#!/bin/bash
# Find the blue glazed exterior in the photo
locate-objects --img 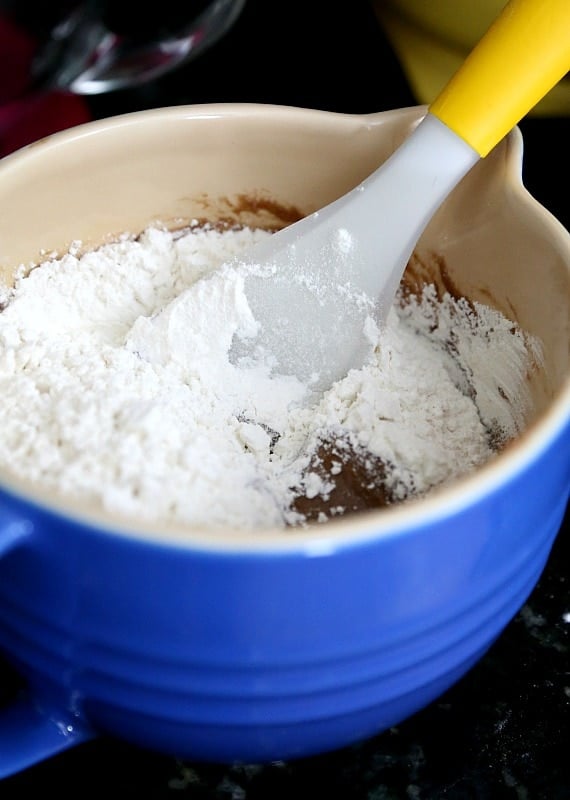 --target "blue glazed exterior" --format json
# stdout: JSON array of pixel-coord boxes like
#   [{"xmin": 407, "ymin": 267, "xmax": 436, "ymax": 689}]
[{"xmin": 0, "ymin": 412, "xmax": 568, "ymax": 766}]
